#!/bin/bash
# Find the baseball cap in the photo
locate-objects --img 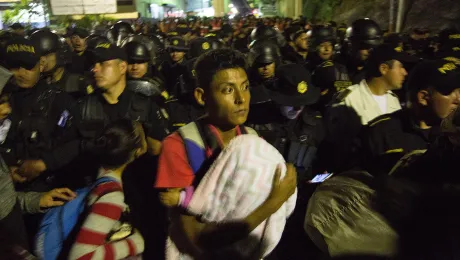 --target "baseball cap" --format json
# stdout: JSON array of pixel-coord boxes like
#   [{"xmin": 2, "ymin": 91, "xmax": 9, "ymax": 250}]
[
  {"xmin": 366, "ymin": 44, "xmax": 419, "ymax": 77},
  {"xmin": 3, "ymin": 38, "xmax": 40, "ymax": 70},
  {"xmin": 407, "ymin": 59, "xmax": 460, "ymax": 96},
  {"xmin": 71, "ymin": 28, "xmax": 89, "ymax": 38},
  {"xmin": 266, "ymin": 63, "xmax": 320, "ymax": 106},
  {"xmin": 89, "ymin": 42, "xmax": 127, "ymax": 64}
]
